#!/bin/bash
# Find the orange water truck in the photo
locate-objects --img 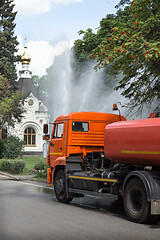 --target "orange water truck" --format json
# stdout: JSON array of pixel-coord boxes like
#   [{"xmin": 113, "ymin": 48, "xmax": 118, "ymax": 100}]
[{"xmin": 43, "ymin": 106, "xmax": 160, "ymax": 223}]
